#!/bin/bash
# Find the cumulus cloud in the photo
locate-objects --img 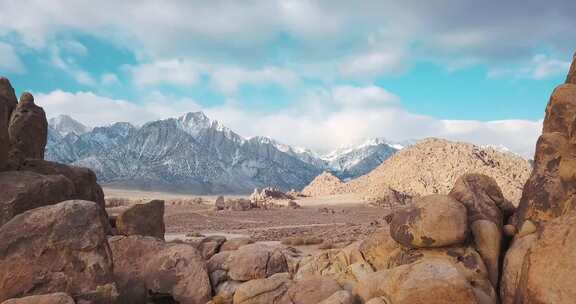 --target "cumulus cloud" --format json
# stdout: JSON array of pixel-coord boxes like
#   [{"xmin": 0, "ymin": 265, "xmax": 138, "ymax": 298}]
[
  {"xmin": 0, "ymin": 42, "xmax": 26, "ymax": 73},
  {"xmin": 127, "ymin": 59, "xmax": 202, "ymax": 87},
  {"xmin": 36, "ymin": 86, "xmax": 541, "ymax": 158},
  {"xmin": 211, "ymin": 66, "xmax": 299, "ymax": 95},
  {"xmin": 488, "ymin": 54, "xmax": 571, "ymax": 80}
]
